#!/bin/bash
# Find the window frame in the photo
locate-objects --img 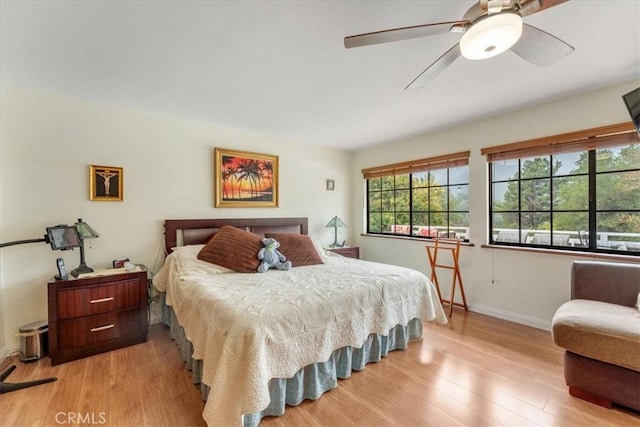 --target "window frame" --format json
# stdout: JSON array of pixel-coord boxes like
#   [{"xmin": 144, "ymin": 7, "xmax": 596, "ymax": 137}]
[
  {"xmin": 483, "ymin": 122, "xmax": 640, "ymax": 256},
  {"xmin": 363, "ymin": 152, "xmax": 470, "ymax": 241}
]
